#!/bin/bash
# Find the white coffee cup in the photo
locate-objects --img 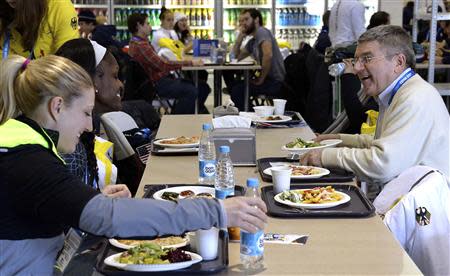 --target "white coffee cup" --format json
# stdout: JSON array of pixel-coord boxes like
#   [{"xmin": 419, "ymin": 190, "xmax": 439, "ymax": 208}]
[
  {"xmin": 273, "ymin": 99, "xmax": 287, "ymax": 115},
  {"xmin": 195, "ymin": 227, "xmax": 219, "ymax": 260},
  {"xmin": 271, "ymin": 166, "xmax": 292, "ymax": 194}
]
